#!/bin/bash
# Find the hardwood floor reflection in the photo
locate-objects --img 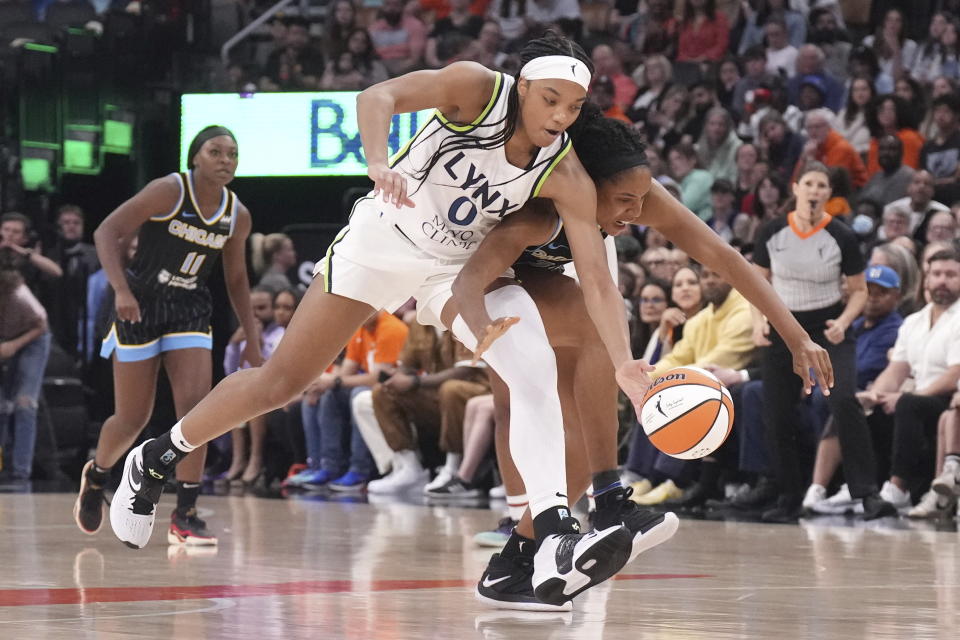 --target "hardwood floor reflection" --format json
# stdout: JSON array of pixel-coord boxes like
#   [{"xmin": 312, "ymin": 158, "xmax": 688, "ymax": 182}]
[{"xmin": 0, "ymin": 493, "xmax": 957, "ymax": 639}]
